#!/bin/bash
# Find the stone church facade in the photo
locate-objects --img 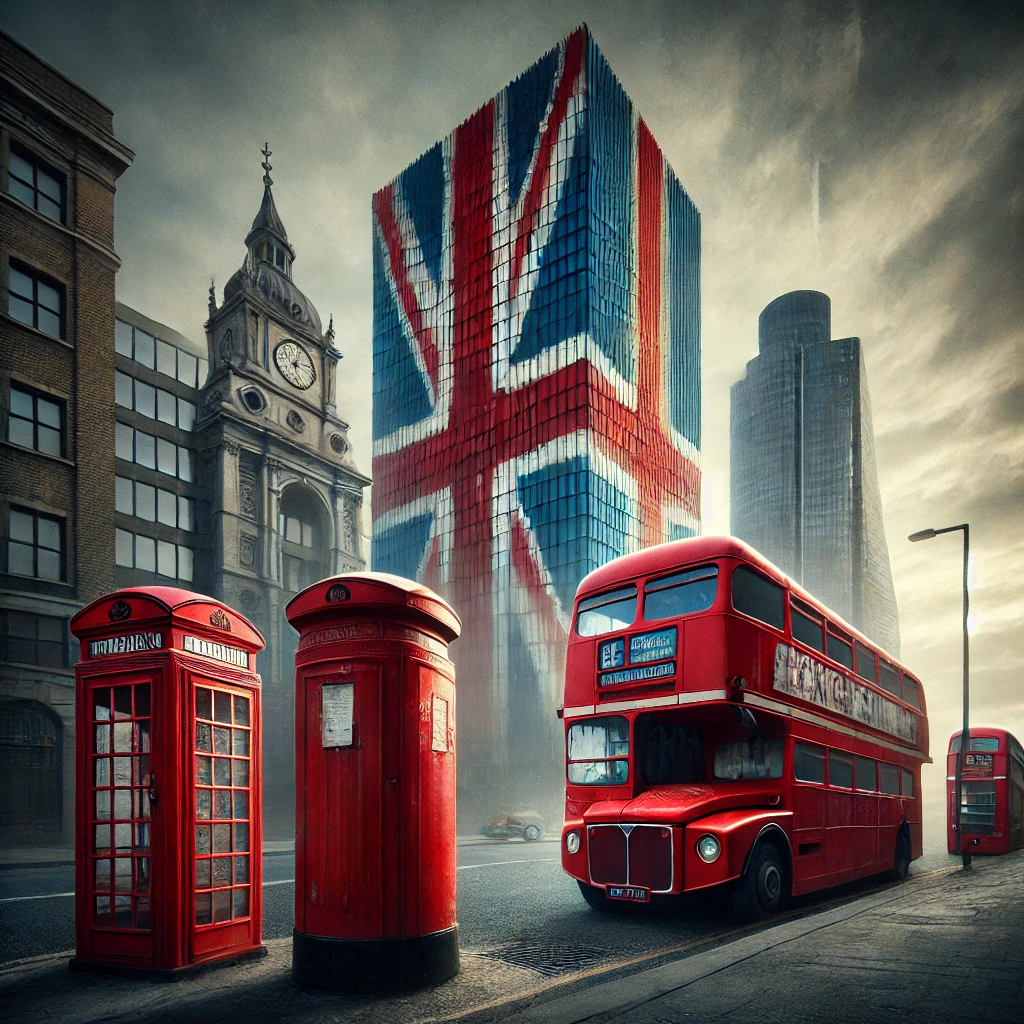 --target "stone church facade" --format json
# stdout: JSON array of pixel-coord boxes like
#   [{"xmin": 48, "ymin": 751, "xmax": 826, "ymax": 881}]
[{"xmin": 199, "ymin": 151, "xmax": 369, "ymax": 830}]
